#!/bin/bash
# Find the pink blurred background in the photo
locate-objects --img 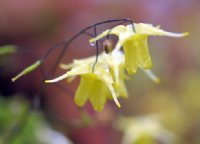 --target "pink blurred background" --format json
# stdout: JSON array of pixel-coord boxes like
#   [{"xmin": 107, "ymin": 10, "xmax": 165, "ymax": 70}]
[{"xmin": 0, "ymin": 0, "xmax": 199, "ymax": 144}]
